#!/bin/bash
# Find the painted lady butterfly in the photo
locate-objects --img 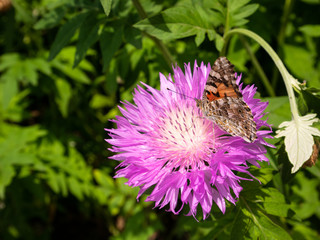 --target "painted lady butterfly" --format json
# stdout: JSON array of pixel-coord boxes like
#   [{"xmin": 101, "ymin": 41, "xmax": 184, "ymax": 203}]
[{"xmin": 196, "ymin": 57, "xmax": 257, "ymax": 142}]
